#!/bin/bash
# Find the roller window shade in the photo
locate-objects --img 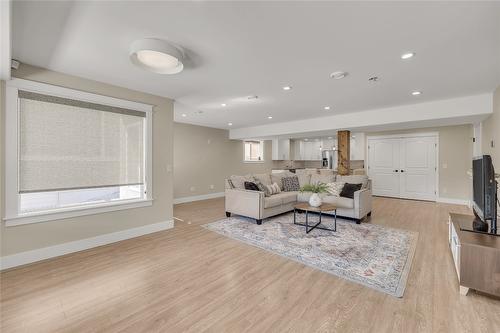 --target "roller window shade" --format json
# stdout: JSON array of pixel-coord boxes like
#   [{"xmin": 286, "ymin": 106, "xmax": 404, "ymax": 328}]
[{"xmin": 18, "ymin": 91, "xmax": 145, "ymax": 193}]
